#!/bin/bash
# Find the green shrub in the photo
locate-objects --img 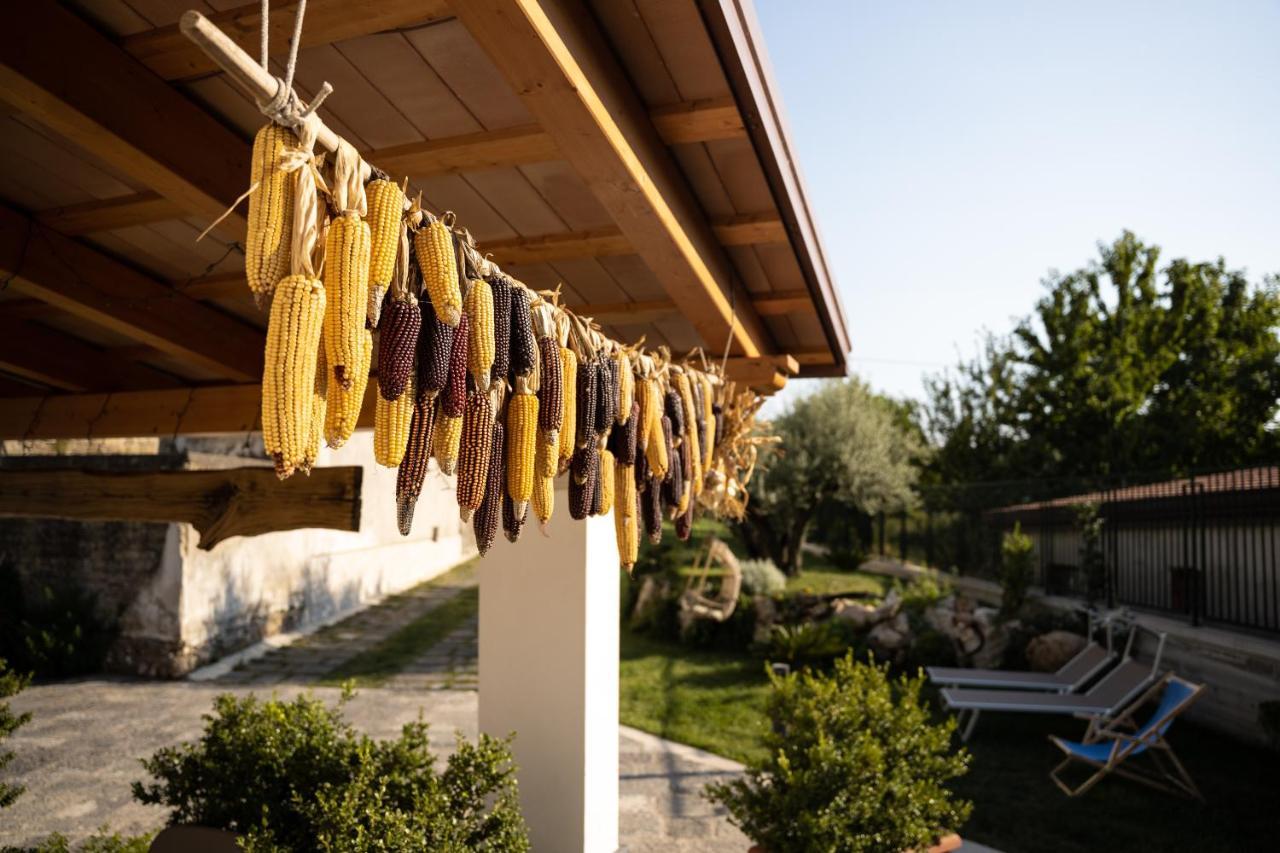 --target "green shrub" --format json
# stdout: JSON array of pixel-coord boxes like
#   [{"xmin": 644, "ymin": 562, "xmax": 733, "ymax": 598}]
[
  {"xmin": 706, "ymin": 654, "xmax": 971, "ymax": 852},
  {"xmin": 765, "ymin": 622, "xmax": 852, "ymax": 666},
  {"xmin": 132, "ymin": 690, "xmax": 528, "ymax": 852},
  {"xmin": 1074, "ymin": 503, "xmax": 1107, "ymax": 603},
  {"xmin": 1, "ymin": 658, "xmax": 32, "ymax": 811},
  {"xmin": 740, "ymin": 558, "xmax": 786, "ymax": 597},
  {"xmin": 898, "ymin": 574, "xmax": 947, "ymax": 617},
  {"xmin": 0, "ymin": 561, "xmax": 117, "ymax": 679},
  {"xmin": 4, "ymin": 827, "xmax": 155, "ymax": 853},
  {"xmin": 998, "ymin": 524, "xmax": 1034, "ymax": 621}
]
